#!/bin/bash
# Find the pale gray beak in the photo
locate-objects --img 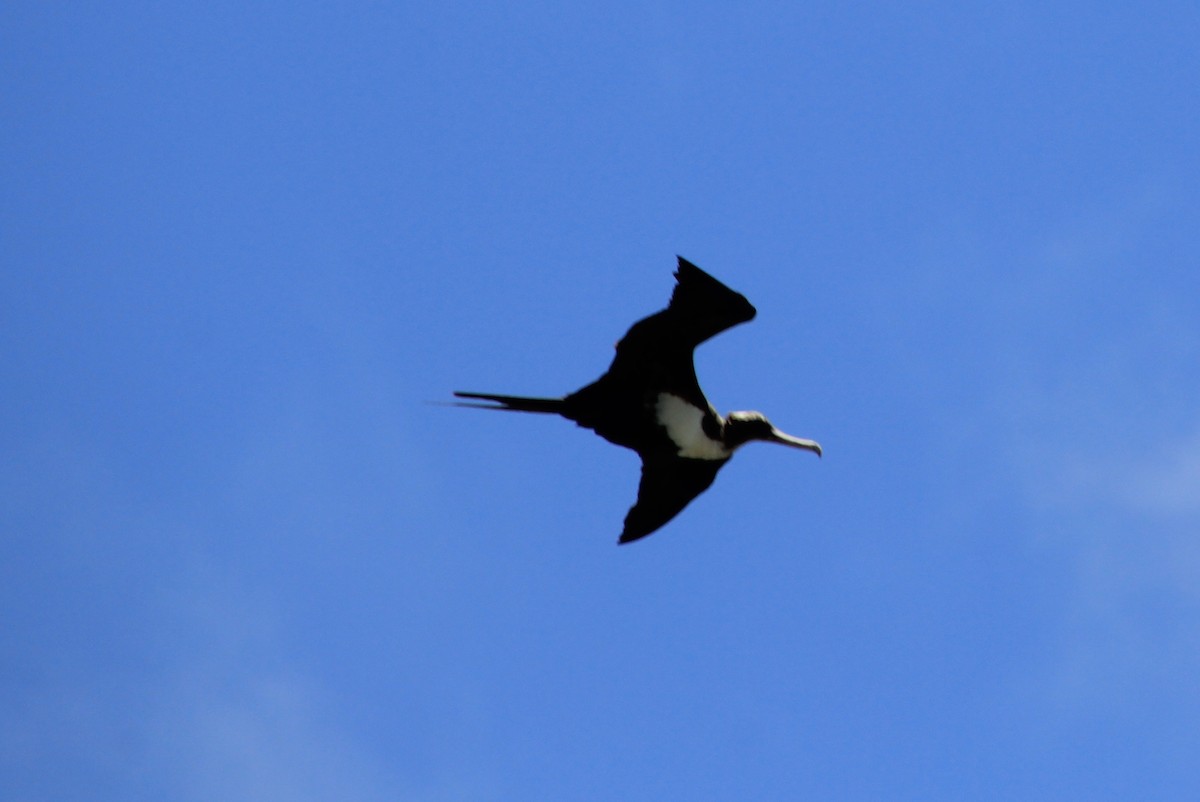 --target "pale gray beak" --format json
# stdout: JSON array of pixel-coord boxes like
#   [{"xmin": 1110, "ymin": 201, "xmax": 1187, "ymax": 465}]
[{"xmin": 769, "ymin": 428, "xmax": 823, "ymax": 458}]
